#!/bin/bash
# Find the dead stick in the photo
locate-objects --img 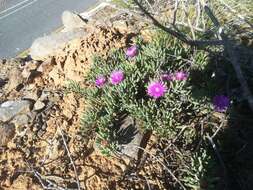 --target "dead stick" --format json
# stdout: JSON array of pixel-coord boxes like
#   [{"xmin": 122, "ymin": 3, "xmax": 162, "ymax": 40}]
[
  {"xmin": 119, "ymin": 144, "xmax": 186, "ymax": 190},
  {"xmin": 204, "ymin": 5, "xmax": 253, "ymax": 112},
  {"xmin": 58, "ymin": 125, "xmax": 81, "ymax": 190},
  {"xmin": 133, "ymin": 0, "xmax": 224, "ymax": 47},
  {"xmin": 206, "ymin": 135, "xmax": 228, "ymax": 189}
]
